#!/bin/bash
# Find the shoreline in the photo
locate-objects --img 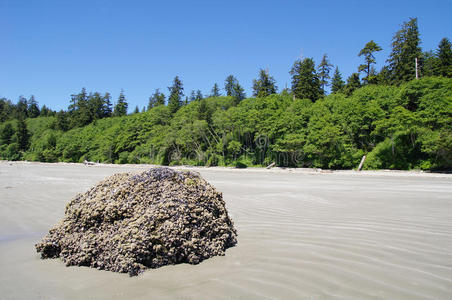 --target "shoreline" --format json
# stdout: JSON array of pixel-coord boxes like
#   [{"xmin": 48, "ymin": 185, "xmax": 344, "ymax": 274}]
[
  {"xmin": 1, "ymin": 161, "xmax": 452, "ymax": 299},
  {"xmin": 2, "ymin": 160, "xmax": 452, "ymax": 179}
]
